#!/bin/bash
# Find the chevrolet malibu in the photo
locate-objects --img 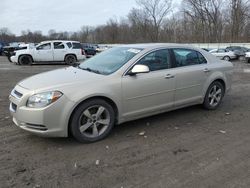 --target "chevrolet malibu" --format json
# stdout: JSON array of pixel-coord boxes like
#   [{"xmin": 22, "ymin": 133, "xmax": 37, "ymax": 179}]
[{"xmin": 9, "ymin": 44, "xmax": 233, "ymax": 142}]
